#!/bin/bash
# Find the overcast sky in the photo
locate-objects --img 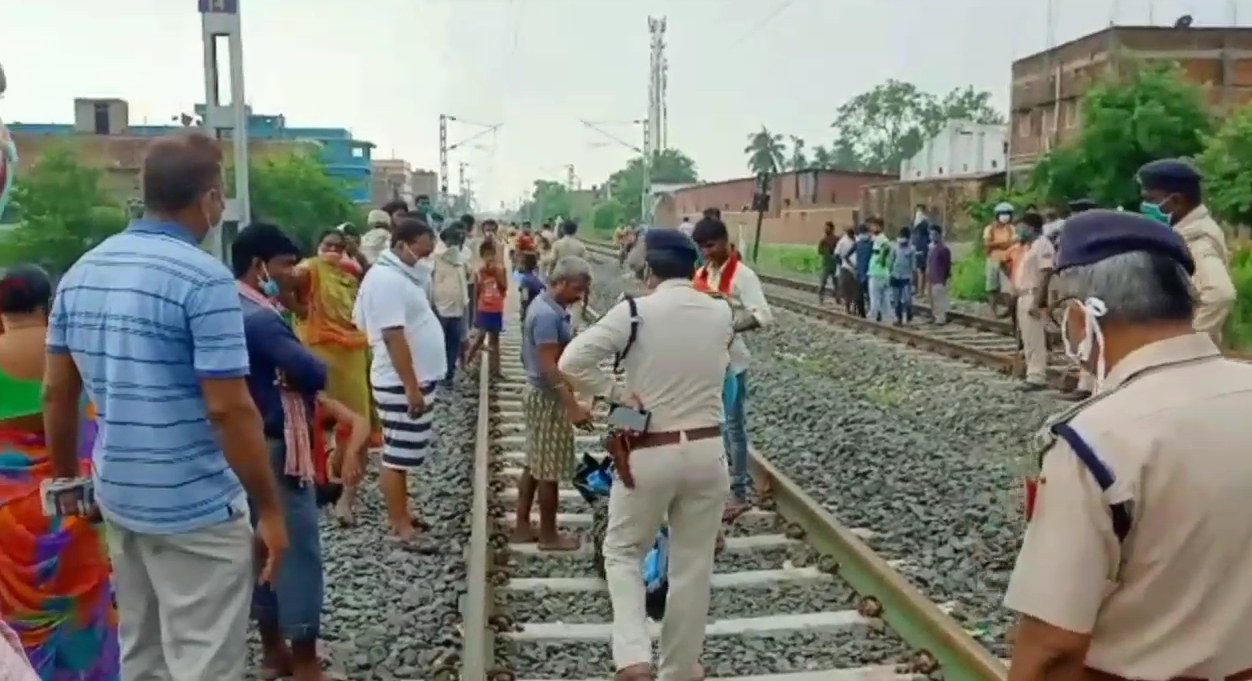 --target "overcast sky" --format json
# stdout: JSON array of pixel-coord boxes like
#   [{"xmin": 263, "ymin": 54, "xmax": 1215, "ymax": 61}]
[{"xmin": 1, "ymin": 0, "xmax": 1240, "ymax": 208}]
